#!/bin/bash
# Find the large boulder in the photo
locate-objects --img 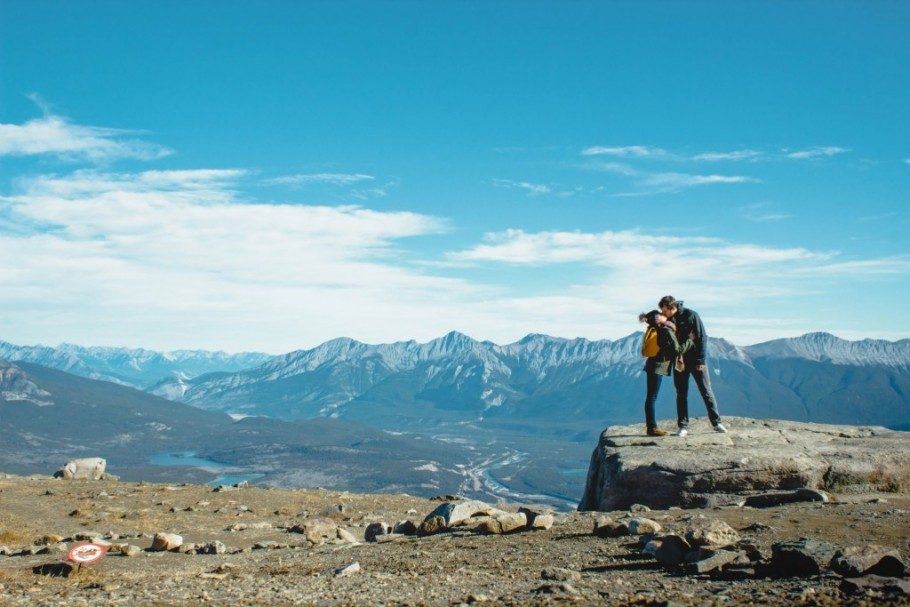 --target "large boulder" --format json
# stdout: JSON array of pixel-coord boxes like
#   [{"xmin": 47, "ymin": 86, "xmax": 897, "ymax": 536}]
[
  {"xmin": 423, "ymin": 499, "xmax": 501, "ymax": 528},
  {"xmin": 54, "ymin": 458, "xmax": 107, "ymax": 480},
  {"xmin": 579, "ymin": 417, "xmax": 910, "ymax": 511}
]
